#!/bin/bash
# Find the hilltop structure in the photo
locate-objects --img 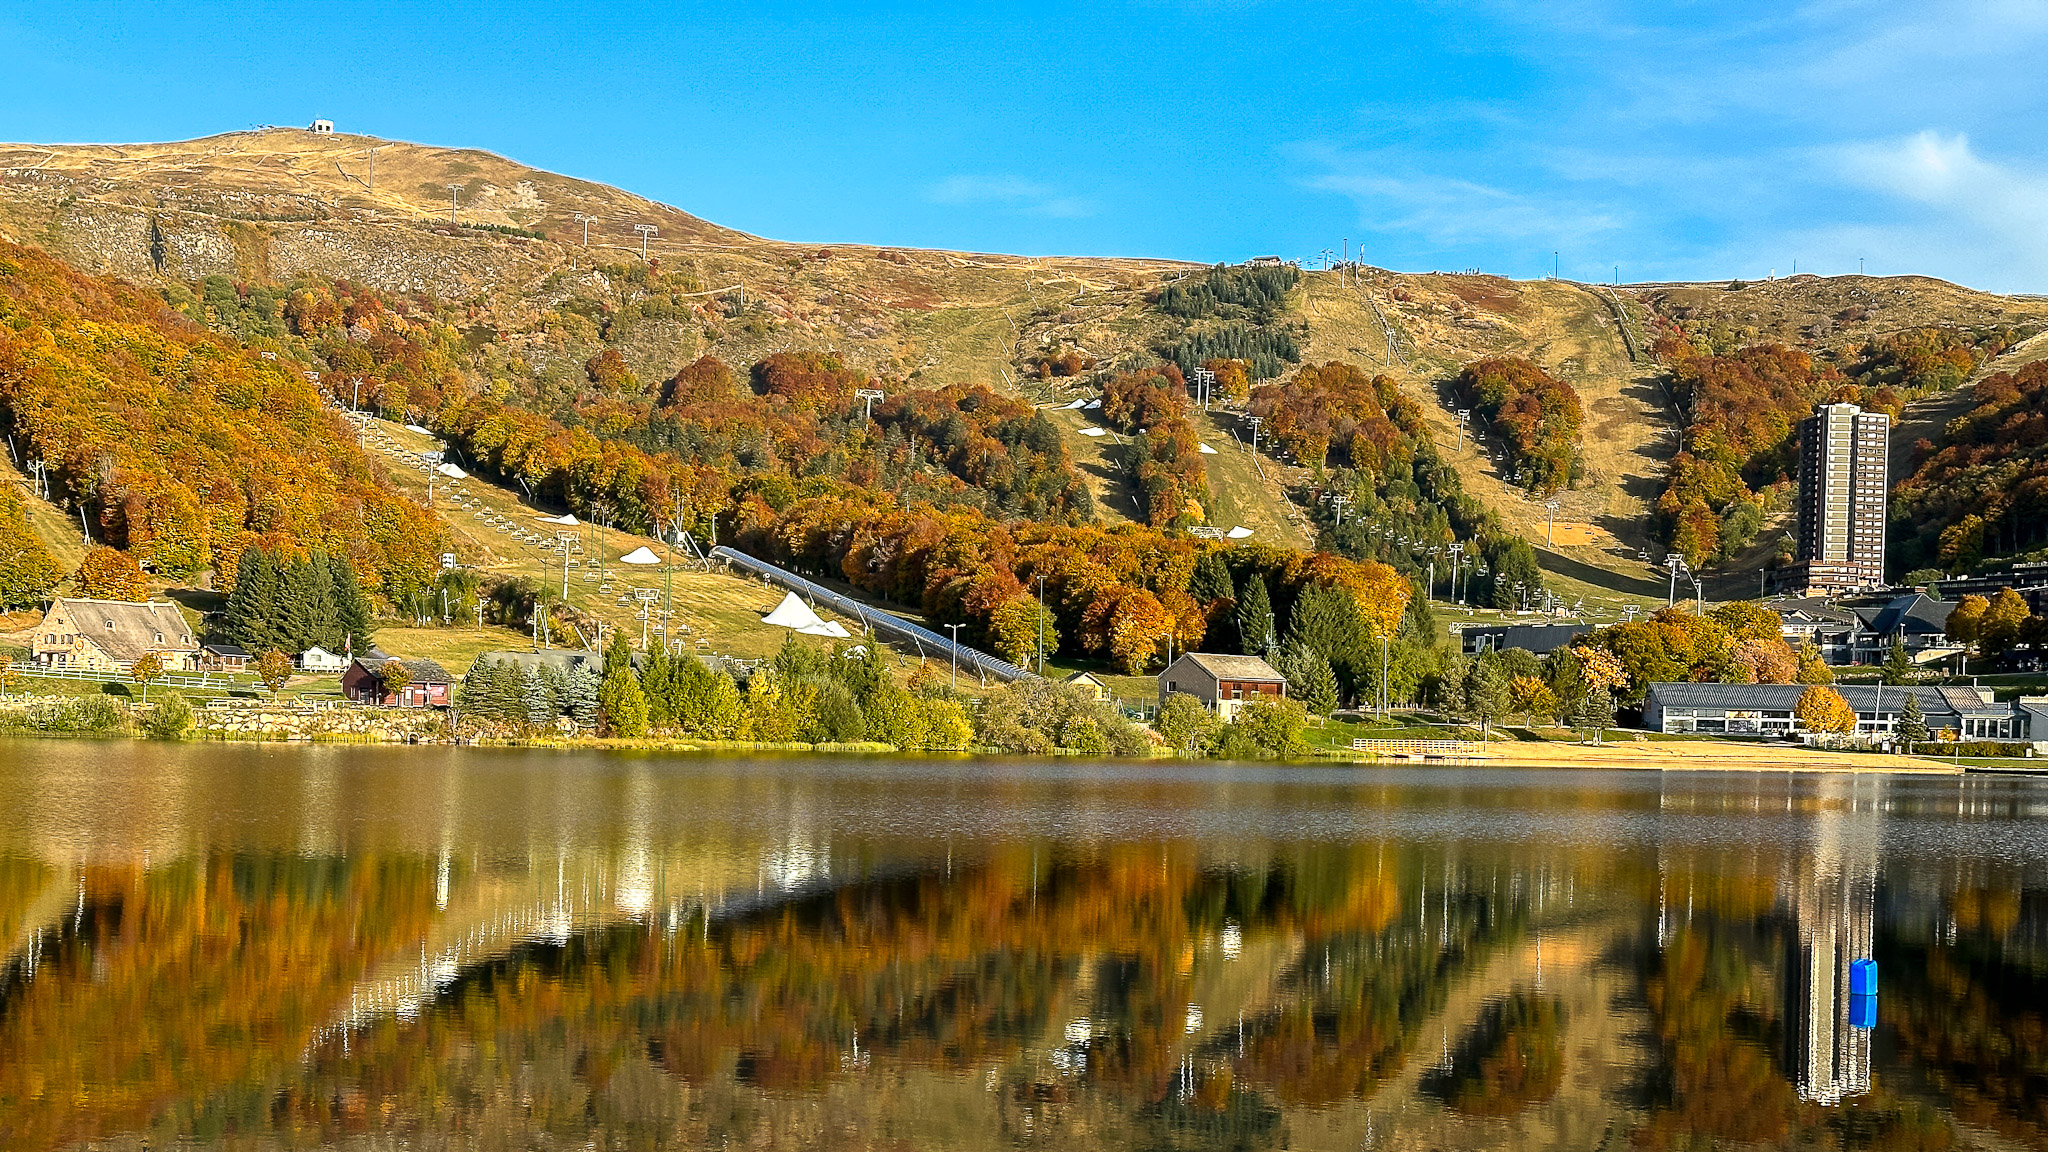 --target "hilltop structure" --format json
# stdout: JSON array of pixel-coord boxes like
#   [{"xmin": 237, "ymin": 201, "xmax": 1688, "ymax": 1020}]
[{"xmin": 1790, "ymin": 402, "xmax": 1890, "ymax": 593}]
